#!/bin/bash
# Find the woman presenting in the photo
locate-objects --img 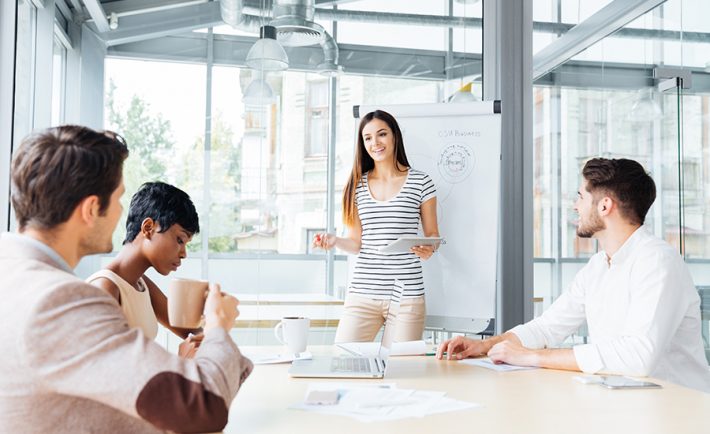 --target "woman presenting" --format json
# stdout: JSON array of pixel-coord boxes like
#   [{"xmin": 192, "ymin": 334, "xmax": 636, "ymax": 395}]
[{"xmin": 314, "ymin": 110, "xmax": 440, "ymax": 343}]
